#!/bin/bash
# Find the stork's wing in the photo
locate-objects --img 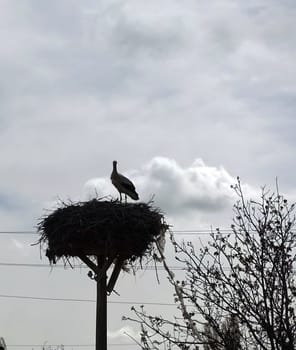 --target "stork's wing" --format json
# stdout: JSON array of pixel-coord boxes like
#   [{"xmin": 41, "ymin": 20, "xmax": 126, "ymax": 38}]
[{"xmin": 118, "ymin": 173, "xmax": 136, "ymax": 191}]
